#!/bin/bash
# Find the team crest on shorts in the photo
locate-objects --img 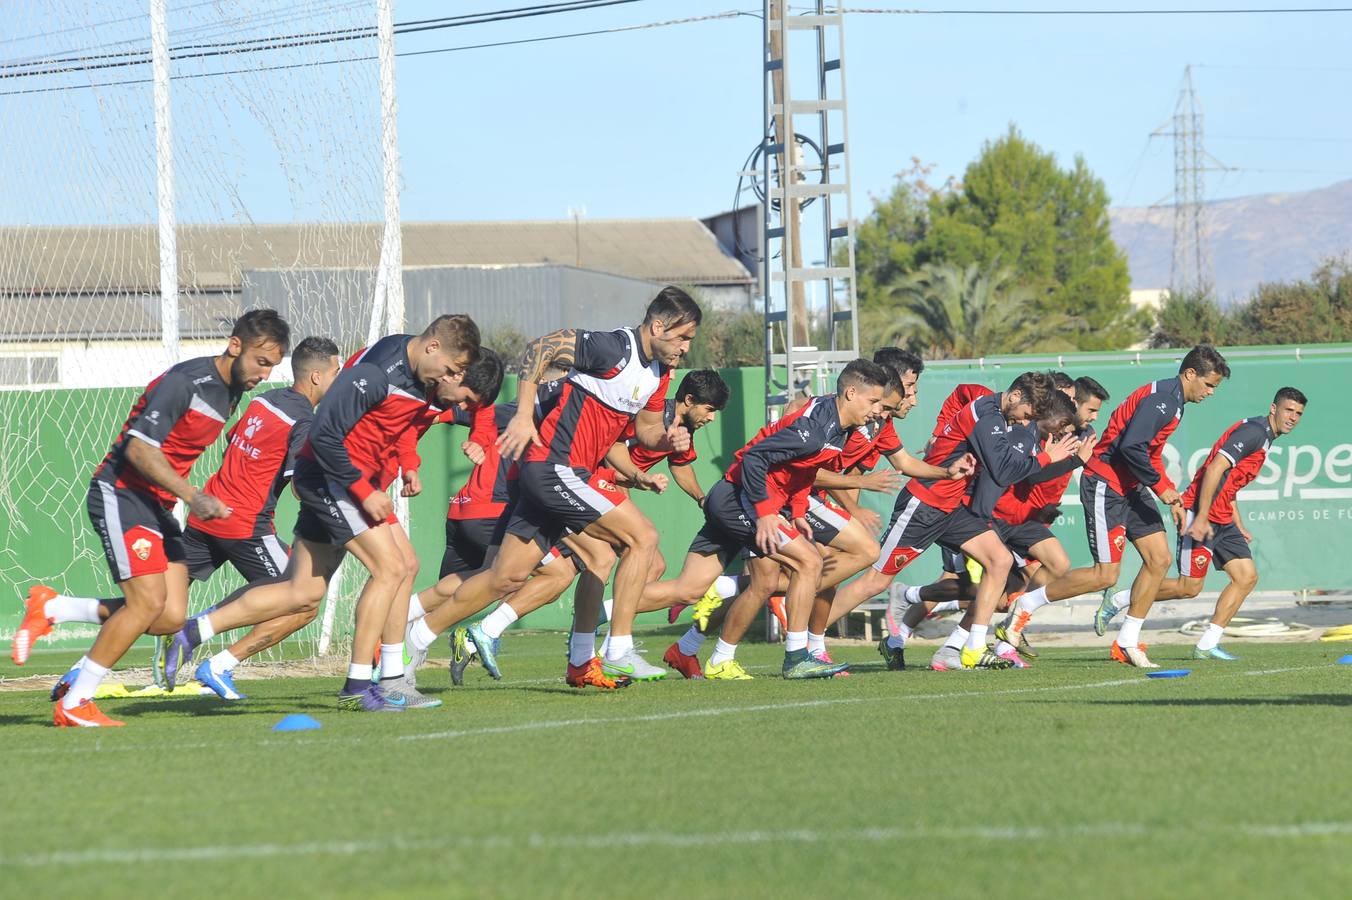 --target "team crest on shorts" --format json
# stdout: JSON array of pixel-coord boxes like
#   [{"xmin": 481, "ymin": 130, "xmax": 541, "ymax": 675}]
[
  {"xmin": 1194, "ymin": 552, "xmax": 1209, "ymax": 569},
  {"xmin": 1113, "ymin": 534, "xmax": 1126, "ymax": 551},
  {"xmin": 132, "ymin": 537, "xmax": 152, "ymax": 560},
  {"xmin": 888, "ymin": 546, "xmax": 919, "ymax": 571},
  {"xmin": 596, "ymin": 478, "xmax": 613, "ymax": 492}
]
